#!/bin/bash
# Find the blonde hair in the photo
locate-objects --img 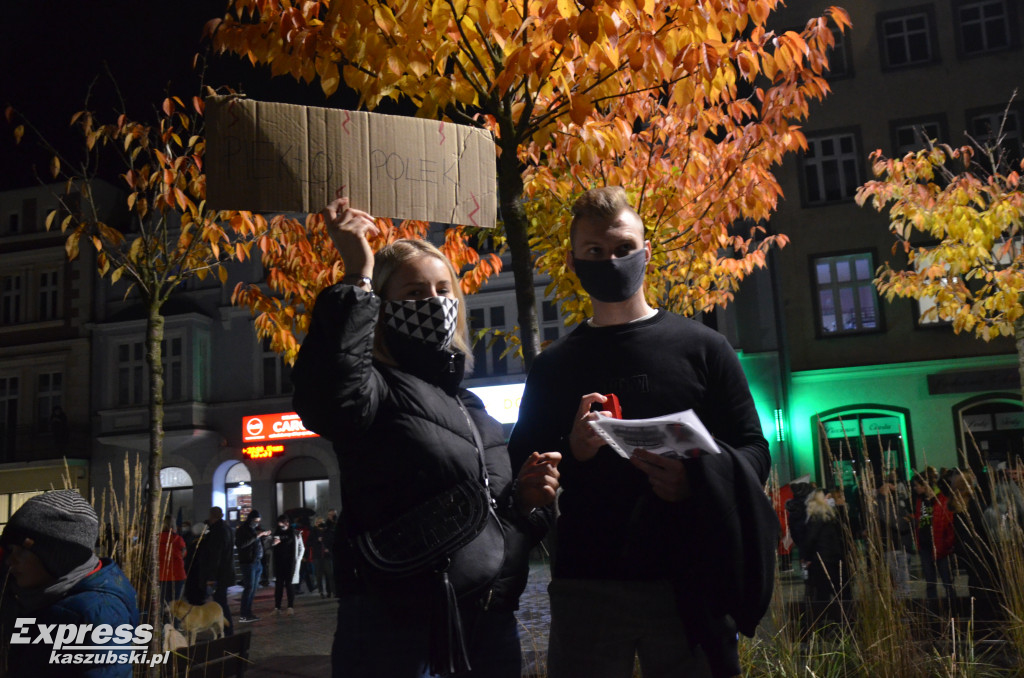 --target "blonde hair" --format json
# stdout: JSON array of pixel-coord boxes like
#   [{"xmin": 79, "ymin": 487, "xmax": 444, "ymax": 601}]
[
  {"xmin": 371, "ymin": 239, "xmax": 473, "ymax": 369},
  {"xmin": 805, "ymin": 489, "xmax": 837, "ymax": 521},
  {"xmin": 569, "ymin": 186, "xmax": 641, "ymax": 245}
]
